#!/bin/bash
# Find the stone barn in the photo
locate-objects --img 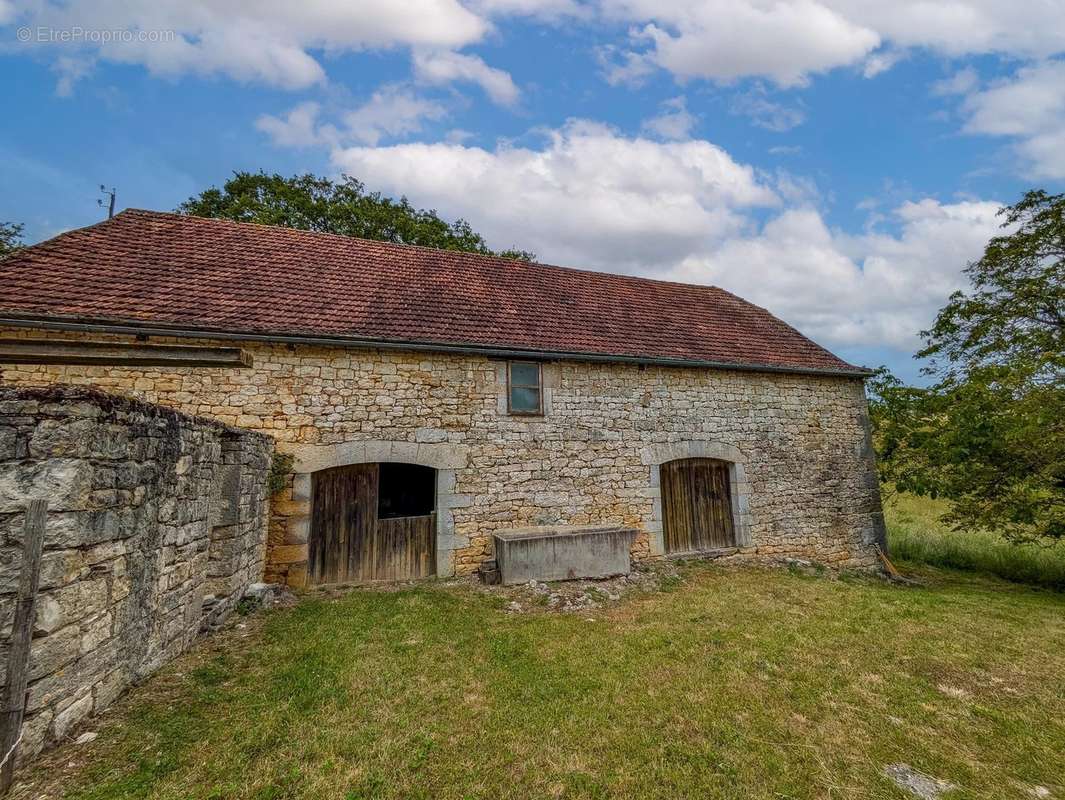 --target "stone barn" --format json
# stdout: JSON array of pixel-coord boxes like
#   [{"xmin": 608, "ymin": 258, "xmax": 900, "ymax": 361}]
[{"xmin": 0, "ymin": 210, "xmax": 886, "ymax": 587}]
